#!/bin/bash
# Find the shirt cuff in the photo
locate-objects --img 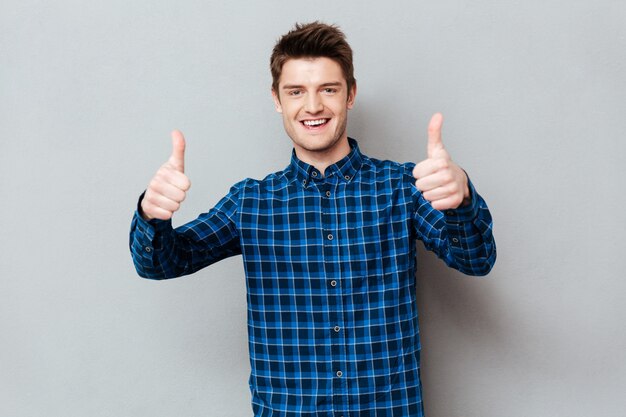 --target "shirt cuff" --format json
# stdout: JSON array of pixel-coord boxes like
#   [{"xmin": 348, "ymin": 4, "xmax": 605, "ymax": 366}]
[
  {"xmin": 131, "ymin": 191, "xmax": 173, "ymax": 243},
  {"xmin": 443, "ymin": 179, "xmax": 479, "ymax": 224}
]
